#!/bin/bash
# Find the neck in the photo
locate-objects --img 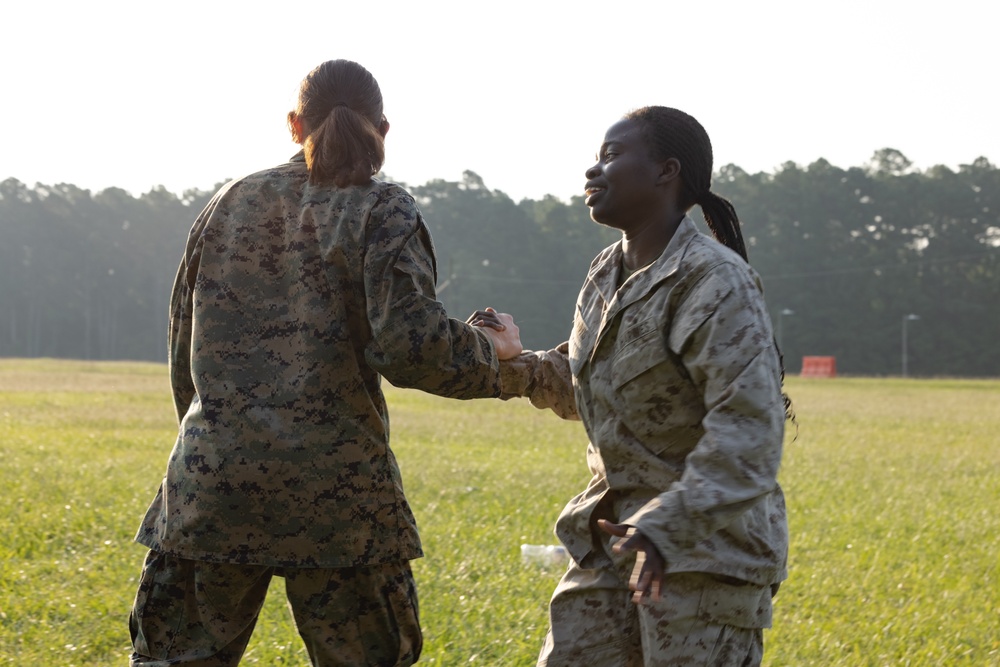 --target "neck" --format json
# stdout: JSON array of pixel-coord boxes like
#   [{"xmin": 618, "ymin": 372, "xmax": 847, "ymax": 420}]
[{"xmin": 621, "ymin": 212, "xmax": 684, "ymax": 271}]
